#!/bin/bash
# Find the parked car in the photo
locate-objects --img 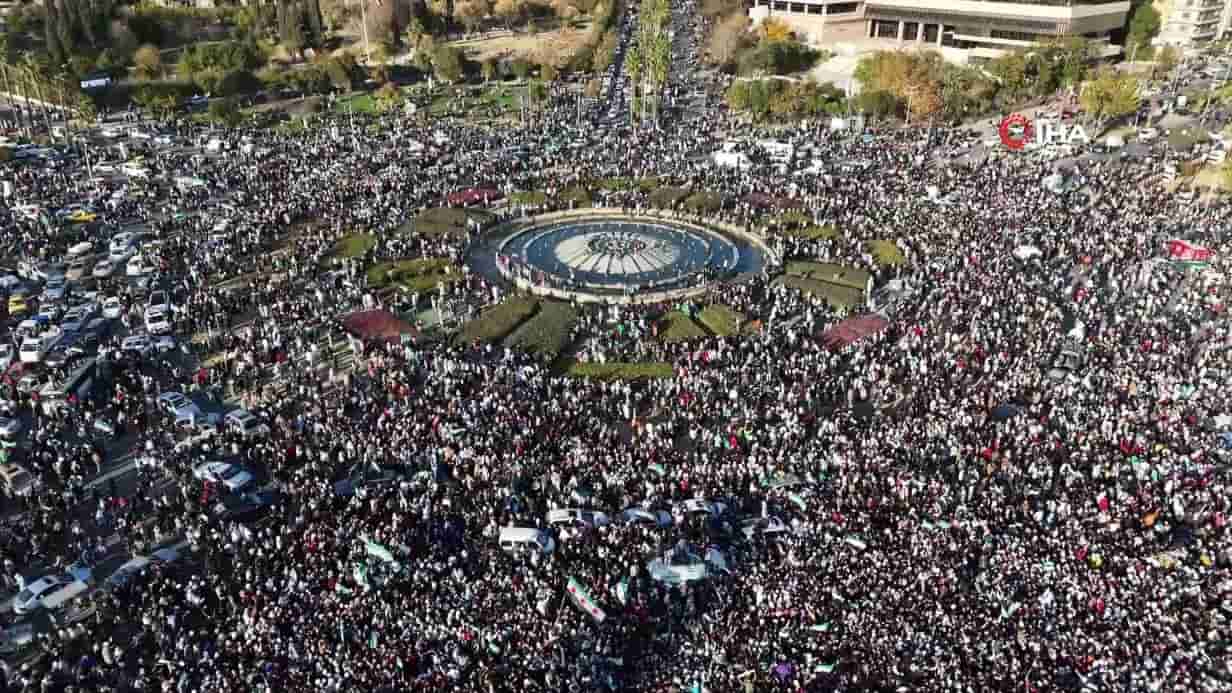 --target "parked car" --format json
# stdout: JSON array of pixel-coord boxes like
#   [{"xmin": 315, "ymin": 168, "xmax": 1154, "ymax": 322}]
[
  {"xmin": 92, "ymin": 259, "xmax": 117, "ymax": 279},
  {"xmin": 646, "ymin": 544, "xmax": 728, "ymax": 585},
  {"xmin": 12, "ymin": 564, "xmax": 92, "ymax": 615},
  {"xmin": 192, "ymin": 460, "xmax": 254, "ymax": 492},
  {"xmin": 226, "ymin": 408, "xmax": 269, "ymax": 438},
  {"xmin": 102, "ymin": 296, "xmax": 124, "ymax": 319},
  {"xmin": 0, "ymin": 462, "xmax": 35, "ymax": 496},
  {"xmin": 157, "ymin": 392, "xmax": 202, "ymax": 421},
  {"xmin": 104, "ymin": 547, "xmax": 182, "ymax": 593}
]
